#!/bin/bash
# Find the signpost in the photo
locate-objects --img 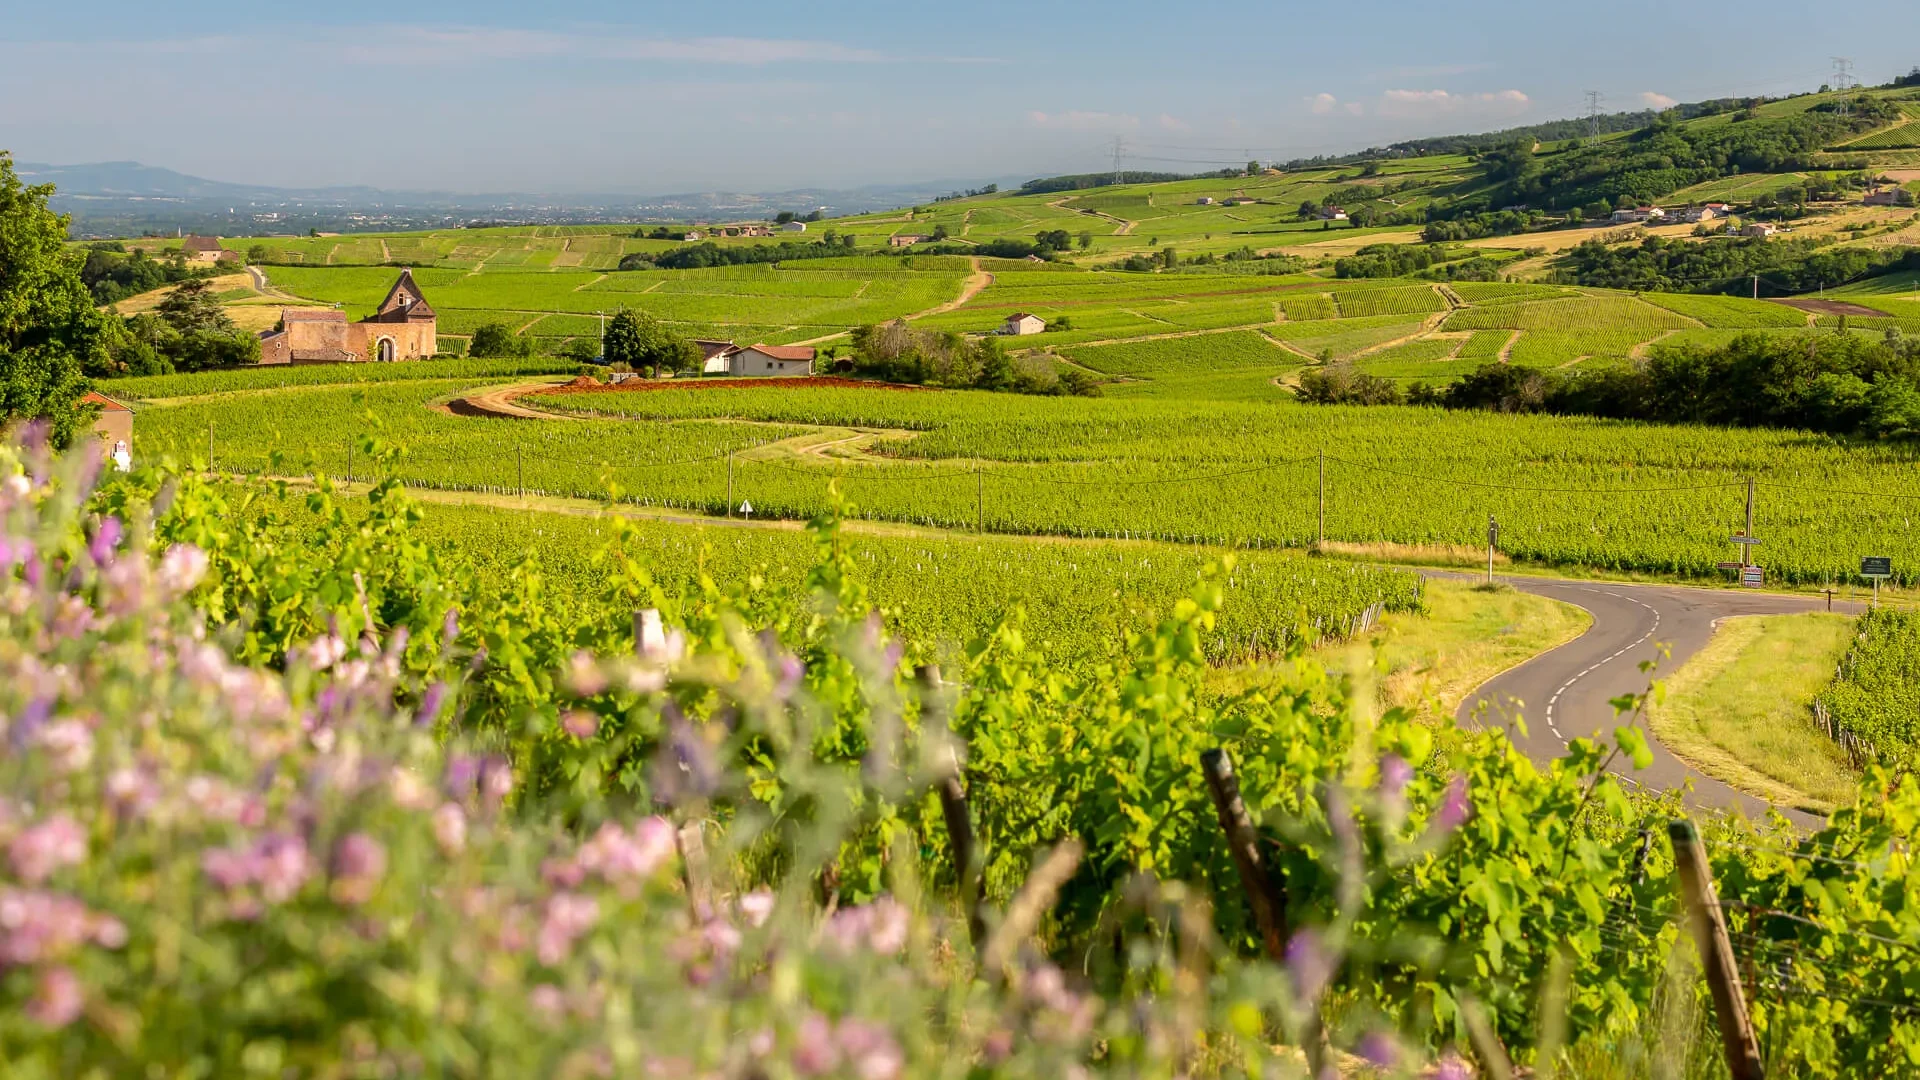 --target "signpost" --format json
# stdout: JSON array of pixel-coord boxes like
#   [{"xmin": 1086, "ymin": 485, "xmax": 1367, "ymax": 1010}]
[
  {"xmin": 739, "ymin": 500, "xmax": 754, "ymax": 519},
  {"xmin": 1740, "ymin": 566, "xmax": 1764, "ymax": 589},
  {"xmin": 1861, "ymin": 556, "xmax": 1892, "ymax": 607},
  {"xmin": 1486, "ymin": 516, "xmax": 1499, "ymax": 585}
]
